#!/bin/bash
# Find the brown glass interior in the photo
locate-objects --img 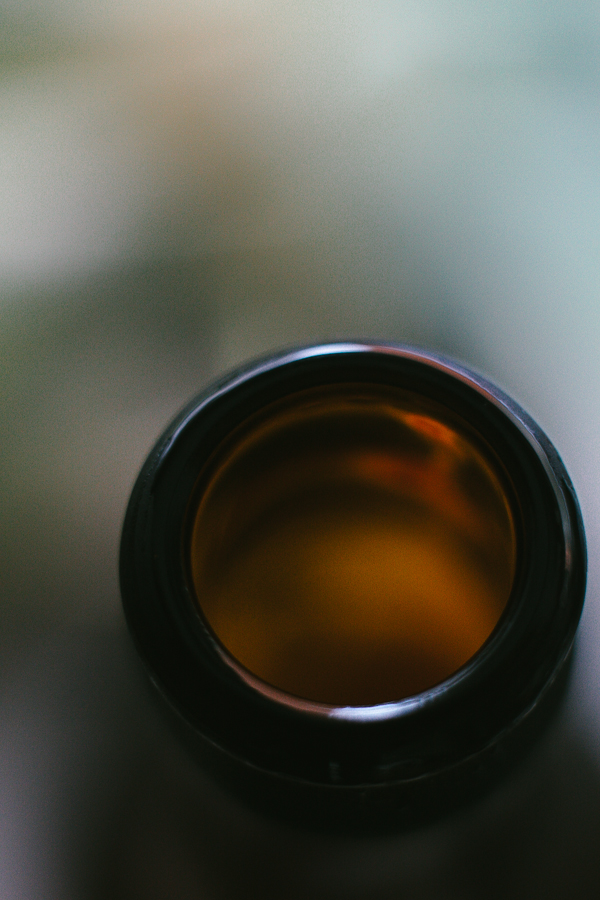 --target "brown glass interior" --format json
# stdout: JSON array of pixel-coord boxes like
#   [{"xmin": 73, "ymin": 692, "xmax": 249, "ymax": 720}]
[{"xmin": 188, "ymin": 385, "xmax": 517, "ymax": 707}]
